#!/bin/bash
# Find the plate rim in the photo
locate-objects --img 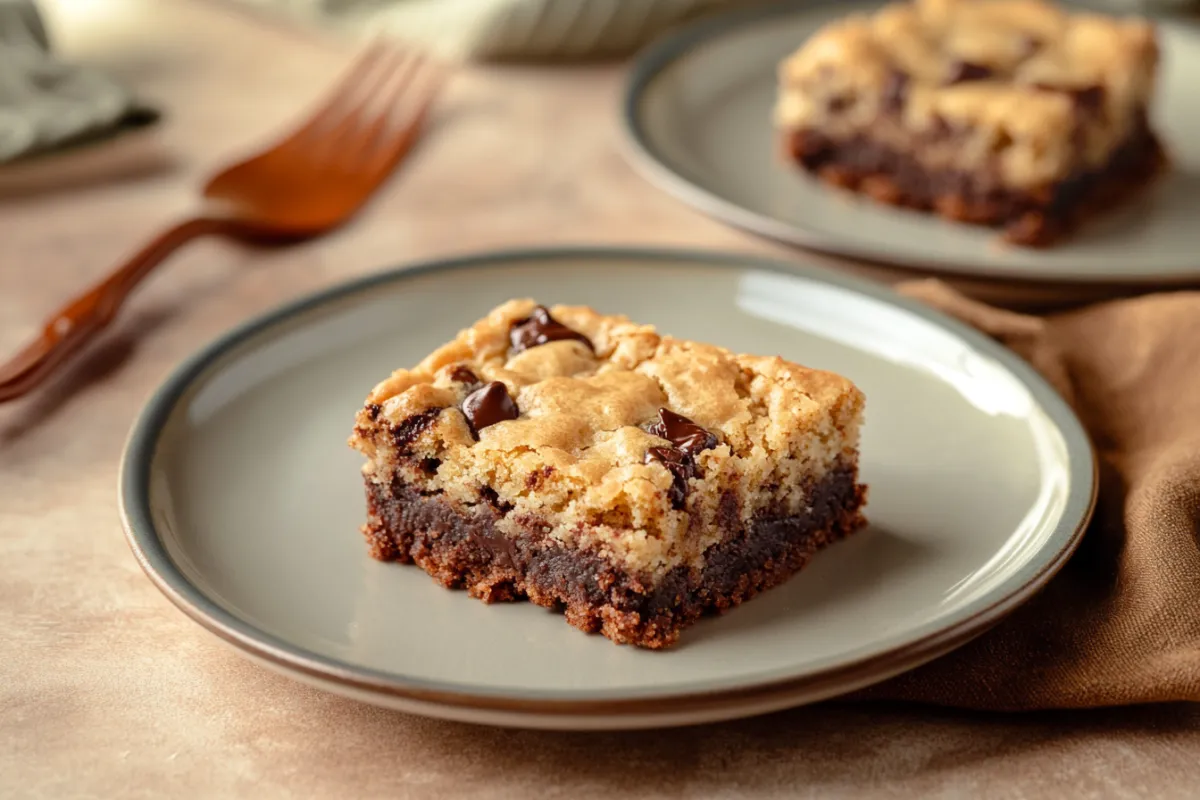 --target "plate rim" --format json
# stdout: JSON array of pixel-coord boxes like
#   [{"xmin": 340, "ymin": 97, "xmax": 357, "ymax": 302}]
[
  {"xmin": 619, "ymin": 0, "xmax": 1200, "ymax": 286},
  {"xmin": 118, "ymin": 245, "xmax": 1097, "ymax": 725}
]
